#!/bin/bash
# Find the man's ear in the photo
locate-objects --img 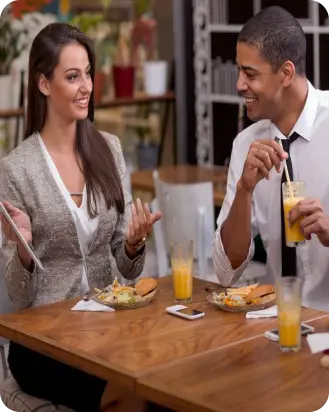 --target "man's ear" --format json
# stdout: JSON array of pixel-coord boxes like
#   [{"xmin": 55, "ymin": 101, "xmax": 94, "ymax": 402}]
[
  {"xmin": 37, "ymin": 74, "xmax": 50, "ymax": 96},
  {"xmin": 280, "ymin": 61, "xmax": 295, "ymax": 88}
]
